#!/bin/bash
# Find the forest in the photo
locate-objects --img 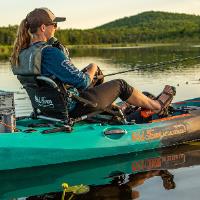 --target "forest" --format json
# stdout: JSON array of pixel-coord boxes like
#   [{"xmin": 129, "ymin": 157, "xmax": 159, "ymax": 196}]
[{"xmin": 1, "ymin": 11, "xmax": 200, "ymax": 46}]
